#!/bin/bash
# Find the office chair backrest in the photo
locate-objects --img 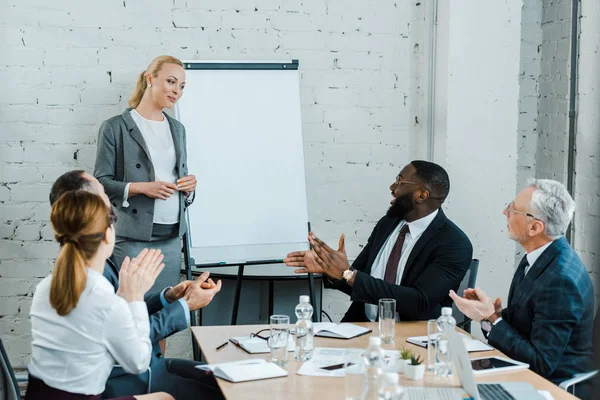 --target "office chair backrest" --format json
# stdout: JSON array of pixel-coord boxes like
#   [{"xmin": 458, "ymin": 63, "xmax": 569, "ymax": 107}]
[
  {"xmin": 0, "ymin": 338, "xmax": 21, "ymax": 400},
  {"xmin": 452, "ymin": 259, "xmax": 480, "ymax": 332}
]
